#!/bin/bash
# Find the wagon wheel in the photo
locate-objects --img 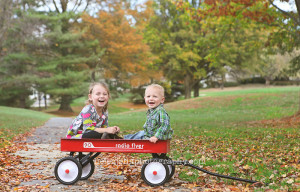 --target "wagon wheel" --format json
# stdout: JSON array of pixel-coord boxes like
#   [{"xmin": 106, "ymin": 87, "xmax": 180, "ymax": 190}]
[
  {"xmin": 151, "ymin": 154, "xmax": 175, "ymax": 181},
  {"xmin": 141, "ymin": 158, "xmax": 169, "ymax": 186},
  {"xmin": 54, "ymin": 157, "xmax": 82, "ymax": 185},
  {"xmin": 166, "ymin": 158, "xmax": 175, "ymax": 181},
  {"xmin": 75, "ymin": 154, "xmax": 95, "ymax": 180}
]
